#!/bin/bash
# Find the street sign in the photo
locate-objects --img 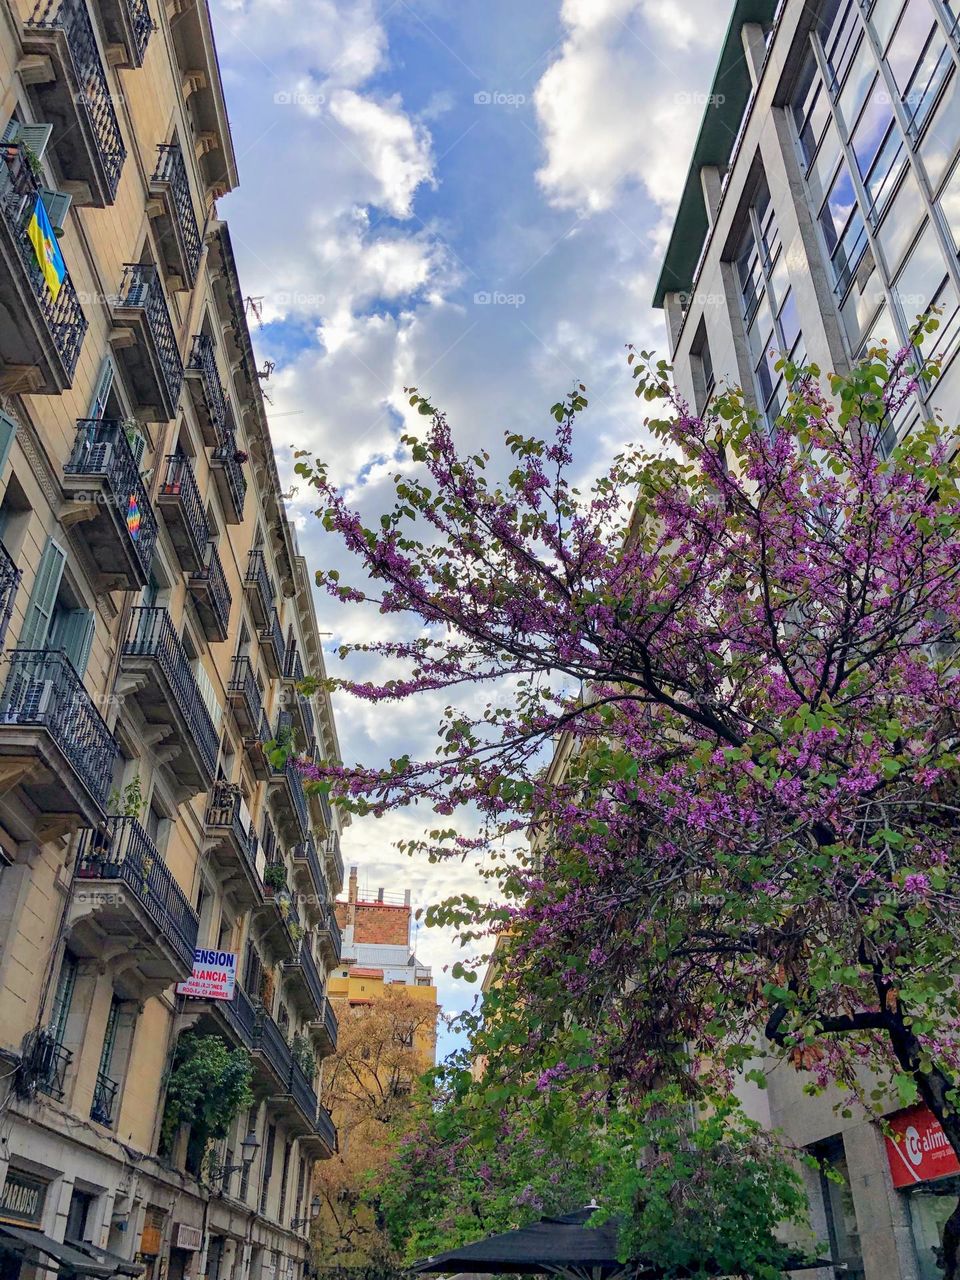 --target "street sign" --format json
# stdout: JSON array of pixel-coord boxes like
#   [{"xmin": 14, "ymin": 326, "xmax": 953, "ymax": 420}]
[{"xmin": 175, "ymin": 949, "xmax": 237, "ymax": 1002}]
